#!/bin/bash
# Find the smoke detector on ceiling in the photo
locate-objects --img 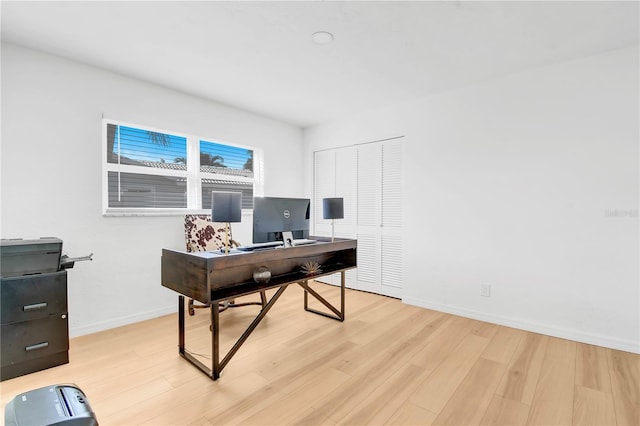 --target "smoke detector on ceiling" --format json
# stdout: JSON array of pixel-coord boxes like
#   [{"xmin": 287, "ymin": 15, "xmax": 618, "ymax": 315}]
[{"xmin": 312, "ymin": 31, "xmax": 334, "ymax": 45}]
